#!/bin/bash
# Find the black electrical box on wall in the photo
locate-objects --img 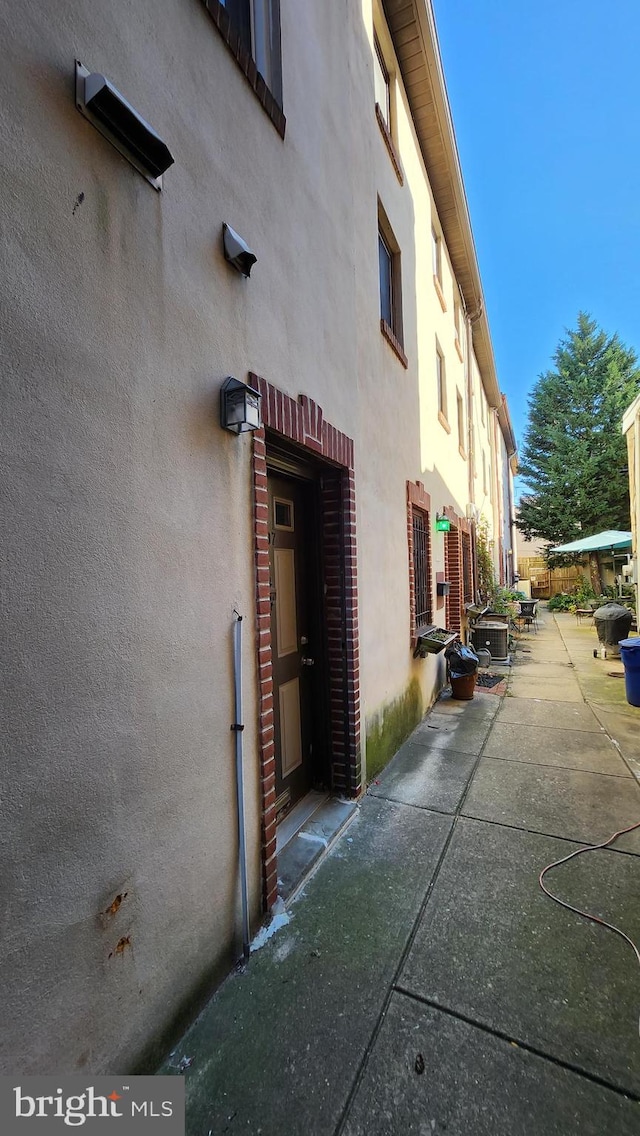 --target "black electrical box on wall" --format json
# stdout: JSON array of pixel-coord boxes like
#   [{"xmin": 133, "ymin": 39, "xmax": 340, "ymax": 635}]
[{"xmin": 437, "ymin": 581, "xmax": 451, "ymax": 597}]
